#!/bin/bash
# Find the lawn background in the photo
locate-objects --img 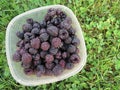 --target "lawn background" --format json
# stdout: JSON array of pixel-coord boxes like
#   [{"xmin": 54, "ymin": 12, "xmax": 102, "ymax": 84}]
[{"xmin": 0, "ymin": 0, "xmax": 120, "ymax": 90}]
